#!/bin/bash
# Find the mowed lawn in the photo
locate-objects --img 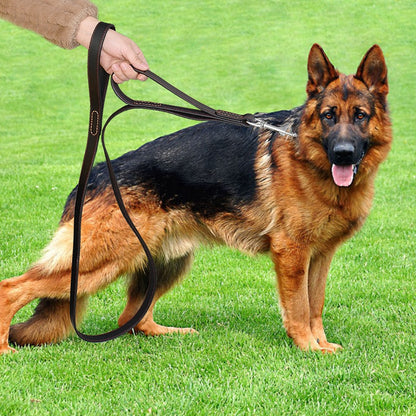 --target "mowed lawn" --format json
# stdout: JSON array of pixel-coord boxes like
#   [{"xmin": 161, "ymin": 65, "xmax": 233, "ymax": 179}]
[{"xmin": 0, "ymin": 1, "xmax": 415, "ymax": 415}]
